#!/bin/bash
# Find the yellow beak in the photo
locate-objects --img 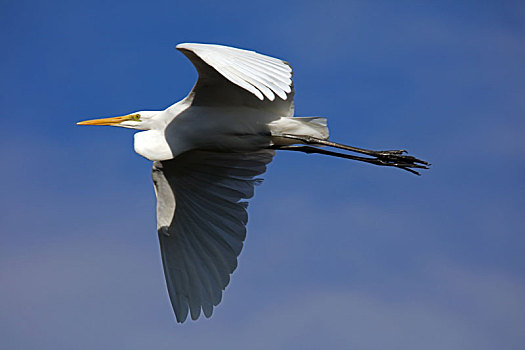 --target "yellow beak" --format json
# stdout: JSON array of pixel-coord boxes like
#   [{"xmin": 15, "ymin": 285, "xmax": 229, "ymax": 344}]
[{"xmin": 76, "ymin": 114, "xmax": 138, "ymax": 126}]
